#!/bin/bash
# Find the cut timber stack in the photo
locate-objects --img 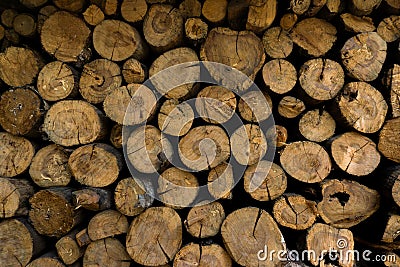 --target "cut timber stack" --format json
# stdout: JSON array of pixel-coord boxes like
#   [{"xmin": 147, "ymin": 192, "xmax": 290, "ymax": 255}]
[{"xmin": 1, "ymin": 0, "xmax": 400, "ymax": 267}]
